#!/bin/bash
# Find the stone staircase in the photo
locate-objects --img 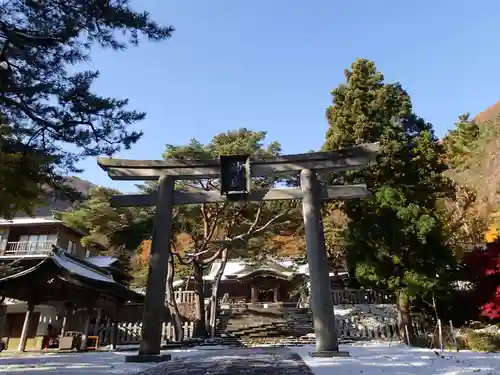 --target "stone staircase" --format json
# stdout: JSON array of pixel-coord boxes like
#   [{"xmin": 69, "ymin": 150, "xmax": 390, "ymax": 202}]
[{"xmin": 216, "ymin": 306, "xmax": 318, "ymax": 346}]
